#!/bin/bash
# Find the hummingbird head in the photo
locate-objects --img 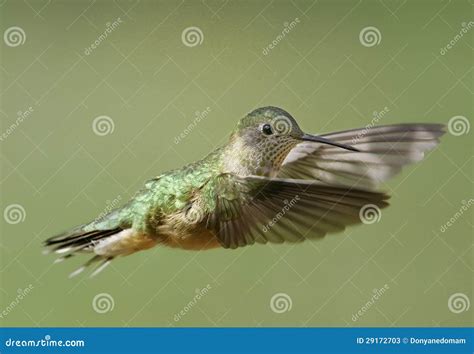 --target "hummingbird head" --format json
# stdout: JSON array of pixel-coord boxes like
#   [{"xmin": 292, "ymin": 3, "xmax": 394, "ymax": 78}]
[{"xmin": 226, "ymin": 106, "xmax": 357, "ymax": 177}]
